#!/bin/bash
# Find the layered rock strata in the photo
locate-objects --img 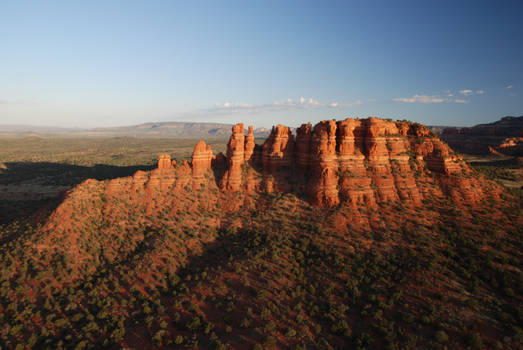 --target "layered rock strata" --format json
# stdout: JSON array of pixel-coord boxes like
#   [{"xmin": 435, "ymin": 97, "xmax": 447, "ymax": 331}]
[
  {"xmin": 244, "ymin": 126, "xmax": 255, "ymax": 162},
  {"xmin": 220, "ymin": 123, "xmax": 245, "ymax": 191},
  {"xmin": 52, "ymin": 117, "xmax": 499, "ymax": 234},
  {"xmin": 157, "ymin": 154, "xmax": 172, "ymax": 169},
  {"xmin": 191, "ymin": 140, "xmax": 214, "ymax": 189},
  {"xmin": 34, "ymin": 117, "xmax": 504, "ymax": 281},
  {"xmin": 211, "ymin": 118, "xmax": 497, "ymax": 207}
]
